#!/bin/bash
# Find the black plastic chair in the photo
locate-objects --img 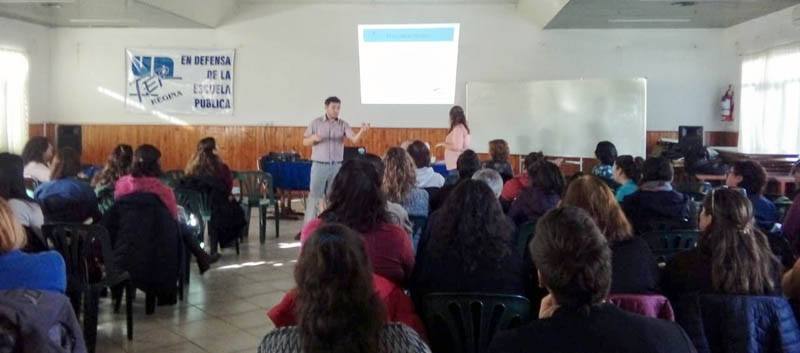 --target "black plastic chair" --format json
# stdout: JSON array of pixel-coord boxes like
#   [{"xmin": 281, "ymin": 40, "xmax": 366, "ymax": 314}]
[
  {"xmin": 642, "ymin": 229, "xmax": 699, "ymax": 264},
  {"xmin": 43, "ymin": 223, "xmax": 134, "ymax": 353},
  {"xmin": 516, "ymin": 221, "xmax": 536, "ymax": 257},
  {"xmin": 421, "ymin": 293, "xmax": 531, "ymax": 353}
]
